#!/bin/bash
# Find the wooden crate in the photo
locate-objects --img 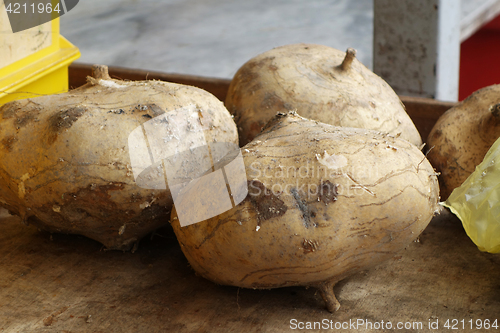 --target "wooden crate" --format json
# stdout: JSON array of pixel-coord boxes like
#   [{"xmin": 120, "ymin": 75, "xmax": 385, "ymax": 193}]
[
  {"xmin": 1, "ymin": 64, "xmax": 498, "ymax": 333},
  {"xmin": 67, "ymin": 63, "xmax": 456, "ymax": 143}
]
